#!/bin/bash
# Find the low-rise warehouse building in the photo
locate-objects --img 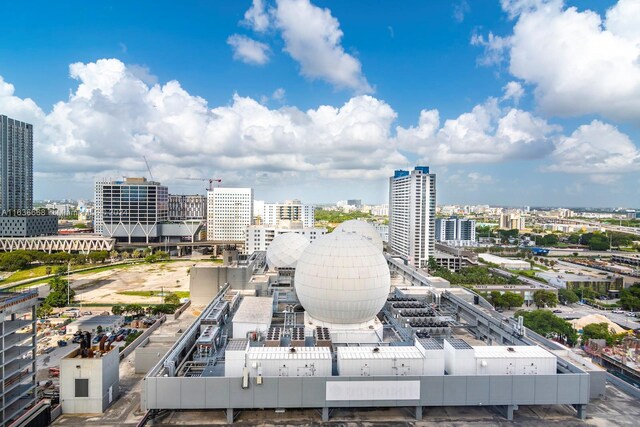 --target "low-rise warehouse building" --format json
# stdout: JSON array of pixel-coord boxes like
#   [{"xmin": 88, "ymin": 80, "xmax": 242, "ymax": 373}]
[
  {"xmin": 478, "ymin": 253, "xmax": 530, "ymax": 270},
  {"xmin": 535, "ymin": 271, "xmax": 623, "ymax": 293},
  {"xmin": 66, "ymin": 315, "xmax": 124, "ymax": 334},
  {"xmin": 472, "ymin": 283, "xmax": 558, "ymax": 306}
]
